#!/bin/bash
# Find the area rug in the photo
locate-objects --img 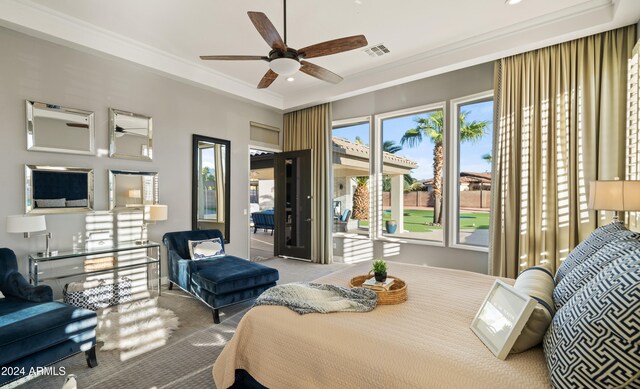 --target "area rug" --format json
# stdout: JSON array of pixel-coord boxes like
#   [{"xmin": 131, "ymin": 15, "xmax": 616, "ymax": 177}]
[{"xmin": 97, "ymin": 298, "xmax": 179, "ymax": 353}]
